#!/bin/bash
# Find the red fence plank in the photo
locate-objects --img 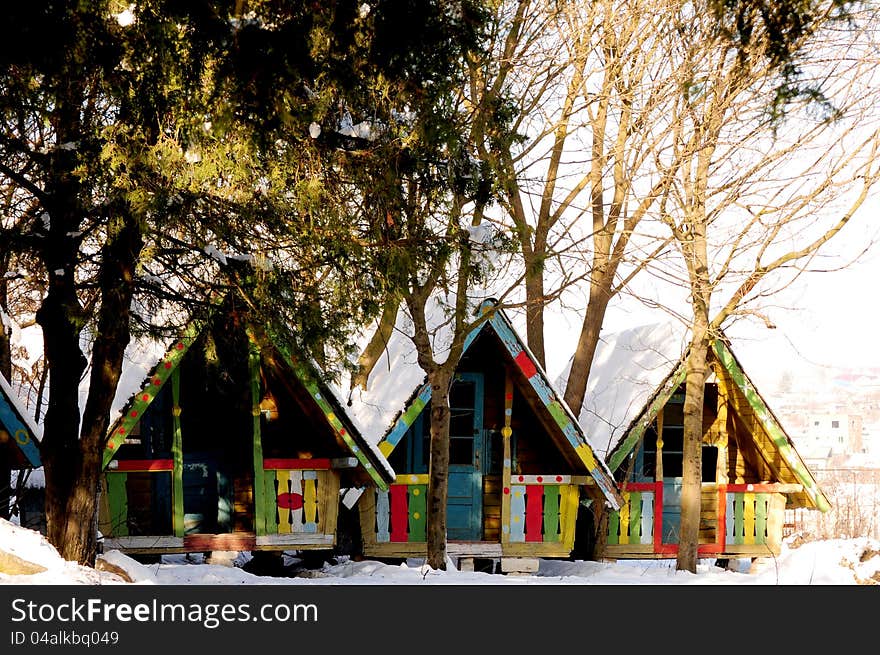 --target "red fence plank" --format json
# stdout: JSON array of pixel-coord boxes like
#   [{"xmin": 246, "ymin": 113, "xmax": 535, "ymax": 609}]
[
  {"xmin": 389, "ymin": 485, "xmax": 409, "ymax": 542},
  {"xmin": 113, "ymin": 459, "xmax": 173, "ymax": 472},
  {"xmin": 263, "ymin": 458, "xmax": 331, "ymax": 470},
  {"xmin": 525, "ymin": 485, "xmax": 544, "ymax": 542}
]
